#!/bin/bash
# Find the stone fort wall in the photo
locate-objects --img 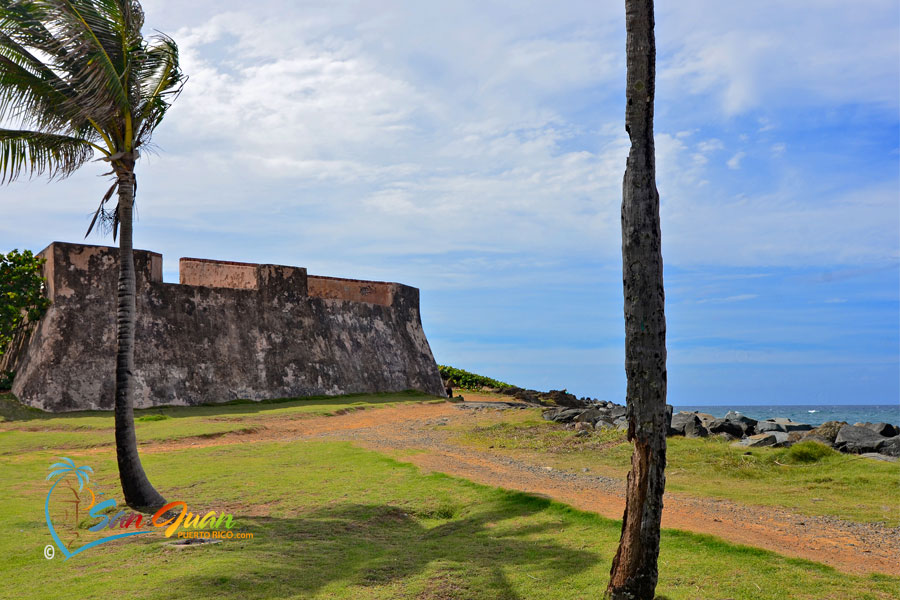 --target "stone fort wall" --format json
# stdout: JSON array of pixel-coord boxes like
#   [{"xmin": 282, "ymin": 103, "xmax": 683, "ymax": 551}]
[{"xmin": 6, "ymin": 242, "xmax": 445, "ymax": 412}]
